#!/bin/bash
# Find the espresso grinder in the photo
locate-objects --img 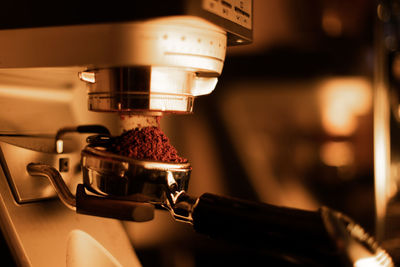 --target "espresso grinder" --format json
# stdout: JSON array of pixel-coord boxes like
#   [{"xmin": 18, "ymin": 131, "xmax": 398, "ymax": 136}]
[{"xmin": 0, "ymin": 1, "xmax": 394, "ymax": 266}]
